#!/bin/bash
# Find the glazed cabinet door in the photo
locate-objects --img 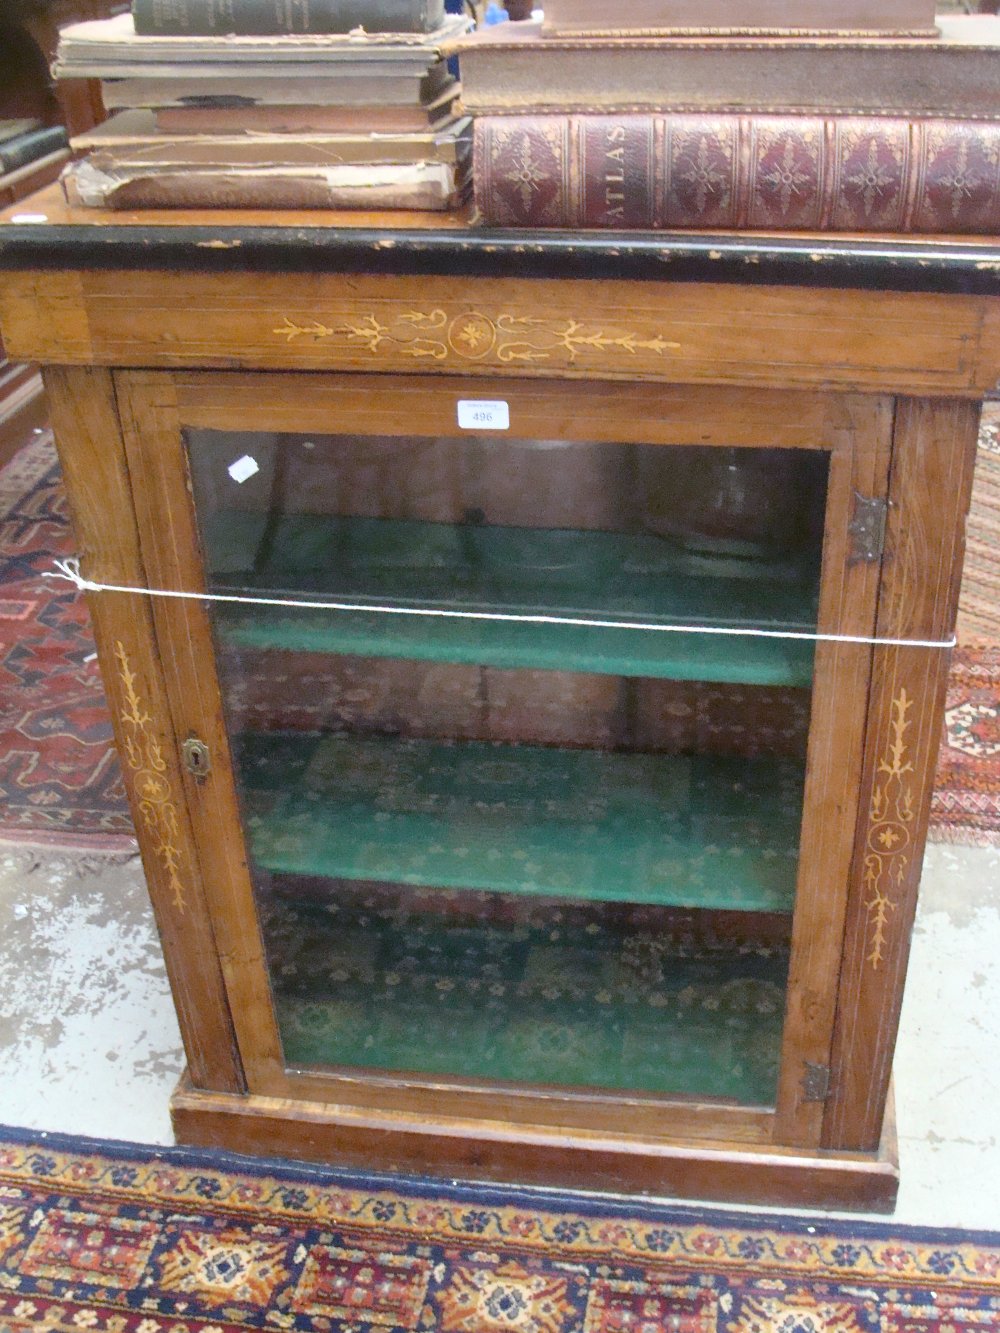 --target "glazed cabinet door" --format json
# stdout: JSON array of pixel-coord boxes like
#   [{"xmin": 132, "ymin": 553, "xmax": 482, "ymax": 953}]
[{"xmin": 114, "ymin": 368, "xmax": 893, "ymax": 1151}]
